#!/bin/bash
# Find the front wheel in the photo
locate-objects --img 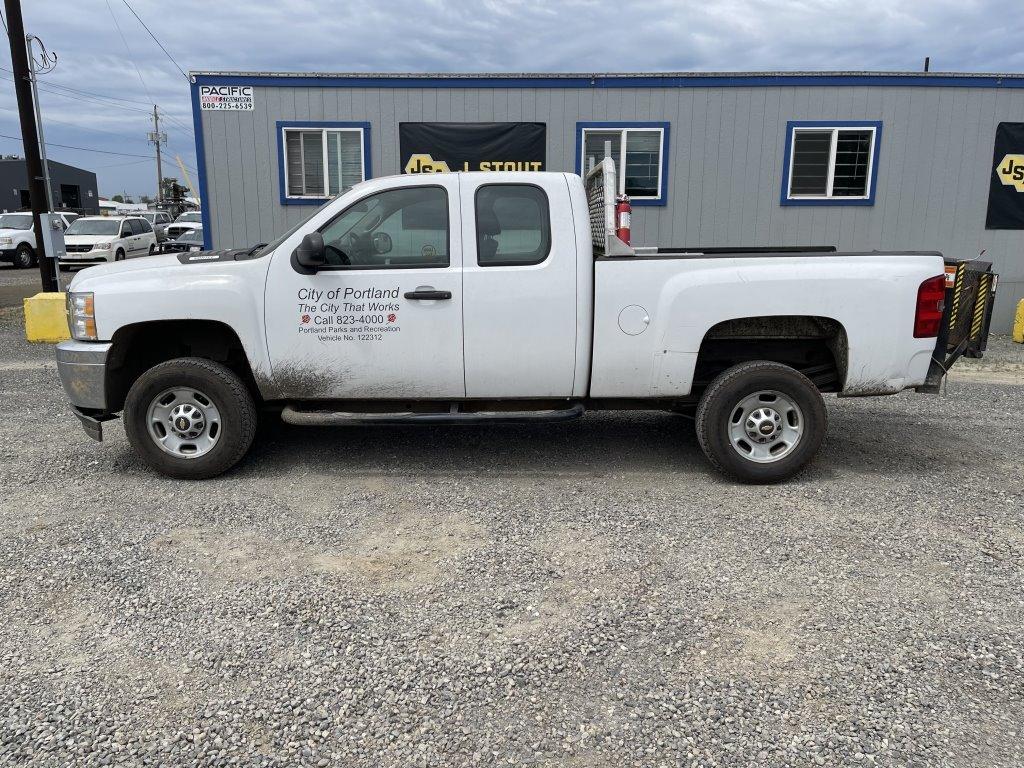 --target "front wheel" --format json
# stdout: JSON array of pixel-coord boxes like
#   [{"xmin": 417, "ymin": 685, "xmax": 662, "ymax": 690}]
[
  {"xmin": 695, "ymin": 361, "xmax": 827, "ymax": 483},
  {"xmin": 13, "ymin": 244, "xmax": 35, "ymax": 269},
  {"xmin": 115, "ymin": 249, "xmax": 125, "ymax": 262},
  {"xmin": 124, "ymin": 357, "xmax": 257, "ymax": 479}
]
